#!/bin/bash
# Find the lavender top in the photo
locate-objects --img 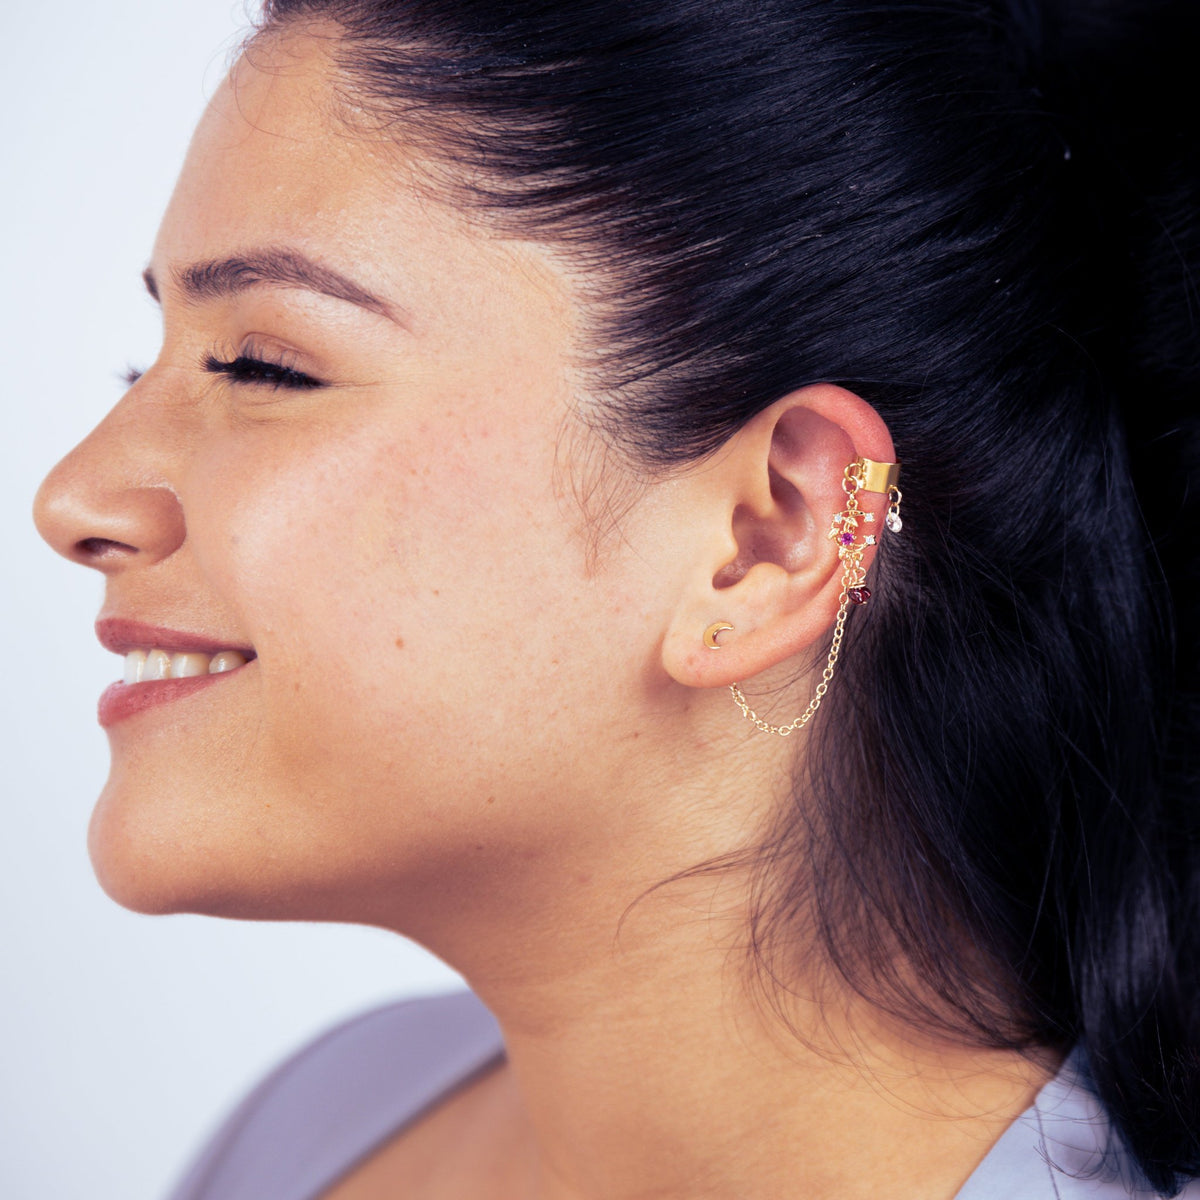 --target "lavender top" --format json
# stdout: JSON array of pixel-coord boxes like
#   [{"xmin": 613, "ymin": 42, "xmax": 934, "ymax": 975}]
[{"xmin": 166, "ymin": 990, "xmax": 1199, "ymax": 1200}]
